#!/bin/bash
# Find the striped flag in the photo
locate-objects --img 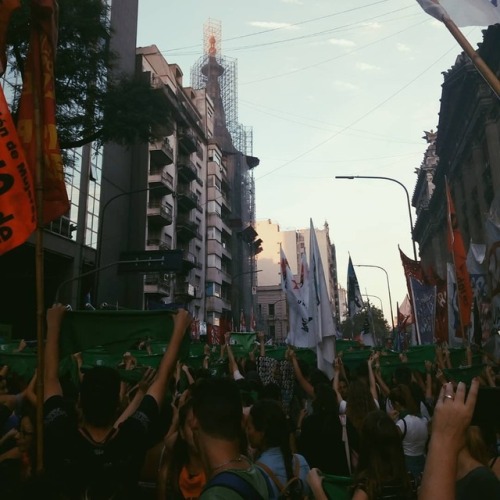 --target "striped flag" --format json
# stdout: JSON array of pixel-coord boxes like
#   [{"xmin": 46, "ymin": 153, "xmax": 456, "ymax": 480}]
[
  {"xmin": 416, "ymin": 0, "xmax": 500, "ymax": 27},
  {"xmin": 16, "ymin": 0, "xmax": 70, "ymax": 224}
]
